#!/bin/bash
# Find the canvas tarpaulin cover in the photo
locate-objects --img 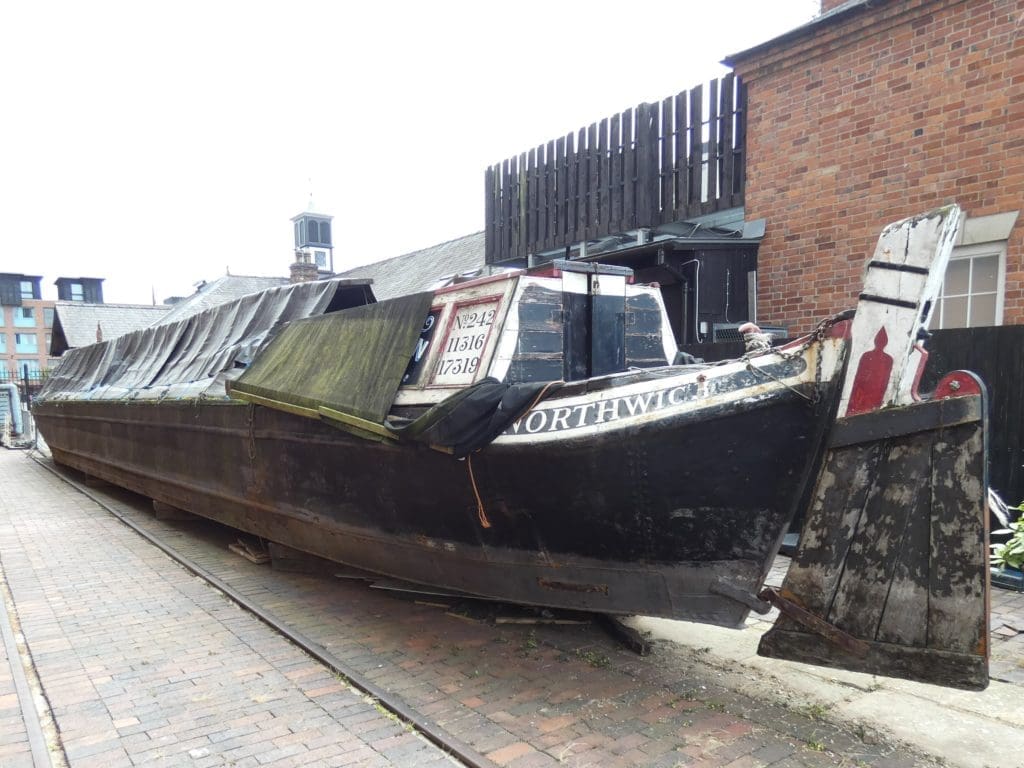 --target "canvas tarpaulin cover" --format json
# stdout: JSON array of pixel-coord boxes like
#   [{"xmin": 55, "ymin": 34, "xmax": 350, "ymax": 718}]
[
  {"xmin": 230, "ymin": 292, "xmax": 435, "ymax": 424},
  {"xmin": 37, "ymin": 279, "xmax": 368, "ymax": 402}
]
